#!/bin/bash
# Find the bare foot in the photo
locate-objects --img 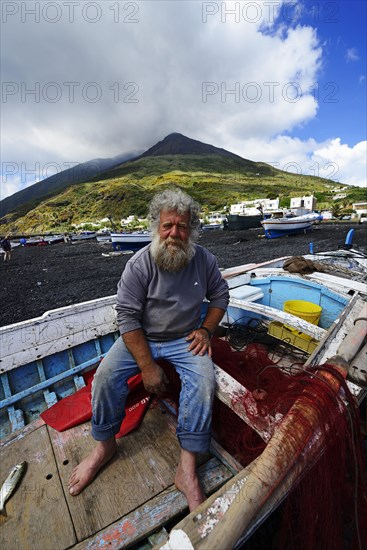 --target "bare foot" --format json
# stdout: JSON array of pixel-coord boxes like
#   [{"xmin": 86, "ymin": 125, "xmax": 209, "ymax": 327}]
[
  {"xmin": 174, "ymin": 450, "xmax": 206, "ymax": 512},
  {"xmin": 68, "ymin": 439, "xmax": 117, "ymax": 496}
]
